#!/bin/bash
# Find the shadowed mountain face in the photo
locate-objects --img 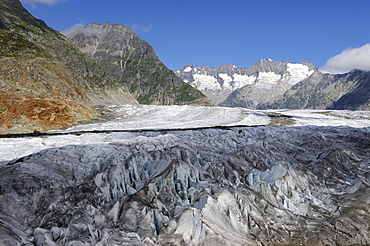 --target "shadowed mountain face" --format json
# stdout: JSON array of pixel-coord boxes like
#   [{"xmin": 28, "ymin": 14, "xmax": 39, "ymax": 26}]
[
  {"xmin": 0, "ymin": 126, "xmax": 369, "ymax": 245},
  {"xmin": 67, "ymin": 22, "xmax": 213, "ymax": 106}
]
